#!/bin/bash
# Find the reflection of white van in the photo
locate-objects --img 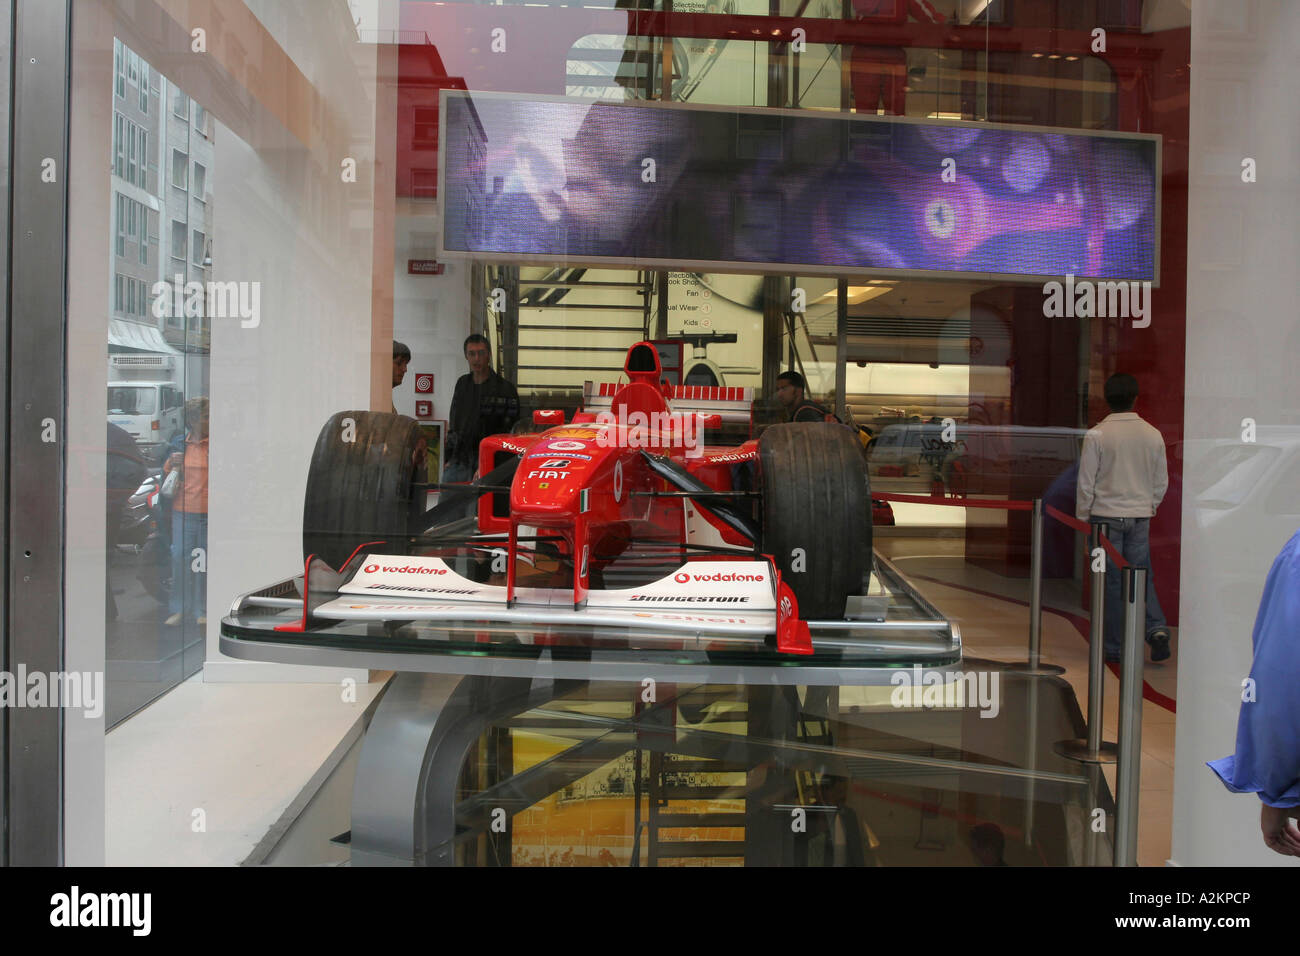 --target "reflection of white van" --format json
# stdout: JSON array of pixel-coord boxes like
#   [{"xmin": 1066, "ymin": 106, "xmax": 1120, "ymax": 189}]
[
  {"xmin": 869, "ymin": 423, "xmax": 1085, "ymax": 490},
  {"xmin": 107, "ymin": 381, "xmax": 185, "ymax": 452}
]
